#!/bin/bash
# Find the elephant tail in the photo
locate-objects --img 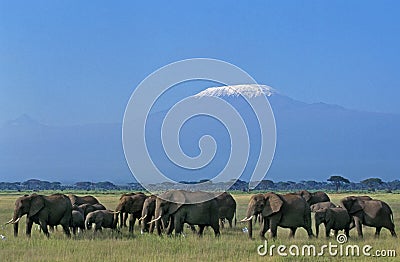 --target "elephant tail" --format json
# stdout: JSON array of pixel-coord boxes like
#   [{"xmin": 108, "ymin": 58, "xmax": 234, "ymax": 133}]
[{"xmin": 234, "ymin": 207, "xmax": 237, "ymax": 227}]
